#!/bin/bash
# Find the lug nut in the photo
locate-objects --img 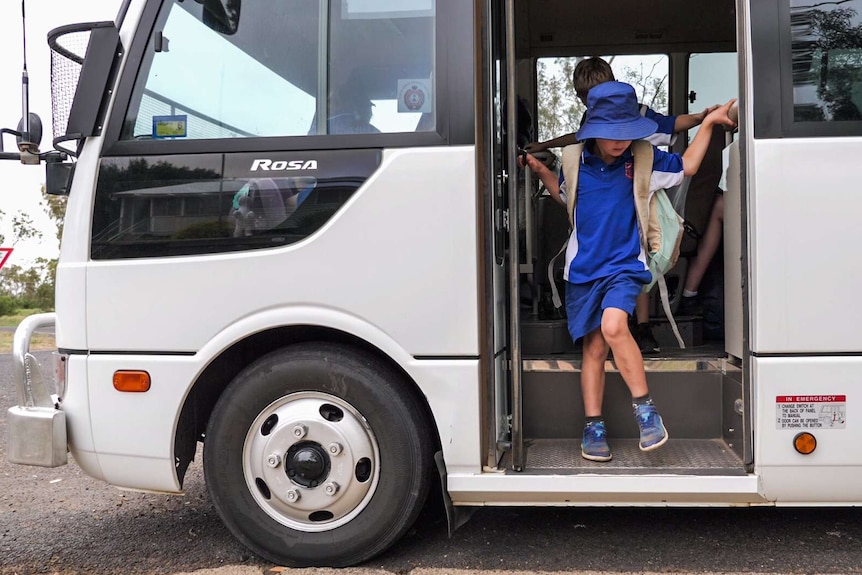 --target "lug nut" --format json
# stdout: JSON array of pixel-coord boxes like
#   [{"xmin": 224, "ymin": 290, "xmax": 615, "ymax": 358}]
[
  {"xmin": 292, "ymin": 424, "xmax": 308, "ymax": 439},
  {"xmin": 286, "ymin": 489, "xmax": 301, "ymax": 503},
  {"xmin": 266, "ymin": 453, "xmax": 282, "ymax": 468},
  {"xmin": 323, "ymin": 482, "xmax": 340, "ymax": 496},
  {"xmin": 328, "ymin": 443, "xmax": 343, "ymax": 456}
]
